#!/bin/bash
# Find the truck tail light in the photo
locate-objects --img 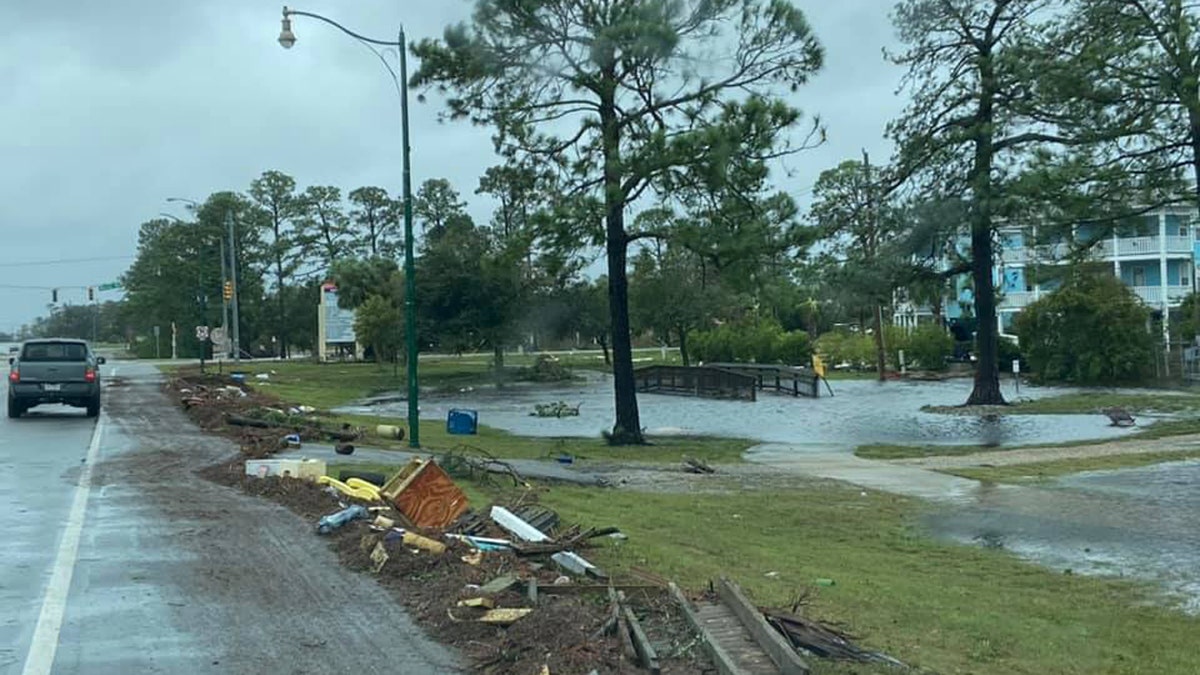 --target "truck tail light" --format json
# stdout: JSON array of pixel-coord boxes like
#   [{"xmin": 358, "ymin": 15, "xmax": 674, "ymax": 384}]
[
  {"xmin": 84, "ymin": 368, "xmax": 96, "ymax": 383},
  {"xmin": 7, "ymin": 369, "xmax": 17, "ymax": 383}
]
